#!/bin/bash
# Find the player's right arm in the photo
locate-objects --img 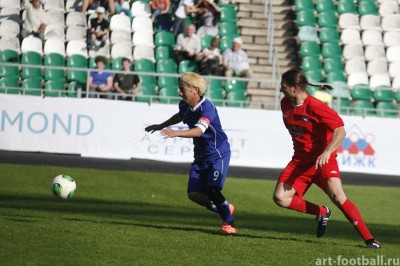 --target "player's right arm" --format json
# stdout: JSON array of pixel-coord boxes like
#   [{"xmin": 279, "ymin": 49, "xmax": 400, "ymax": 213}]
[{"xmin": 144, "ymin": 113, "xmax": 182, "ymax": 134}]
